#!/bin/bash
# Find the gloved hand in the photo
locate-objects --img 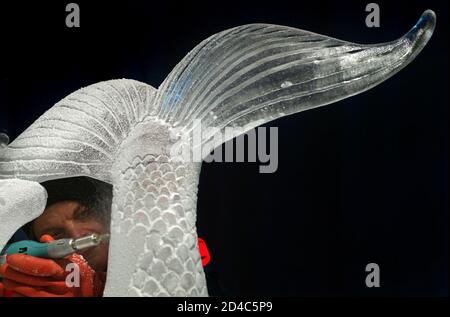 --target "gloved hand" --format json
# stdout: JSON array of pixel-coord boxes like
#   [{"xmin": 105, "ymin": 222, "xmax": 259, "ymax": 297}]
[{"xmin": 0, "ymin": 235, "xmax": 104, "ymax": 297}]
